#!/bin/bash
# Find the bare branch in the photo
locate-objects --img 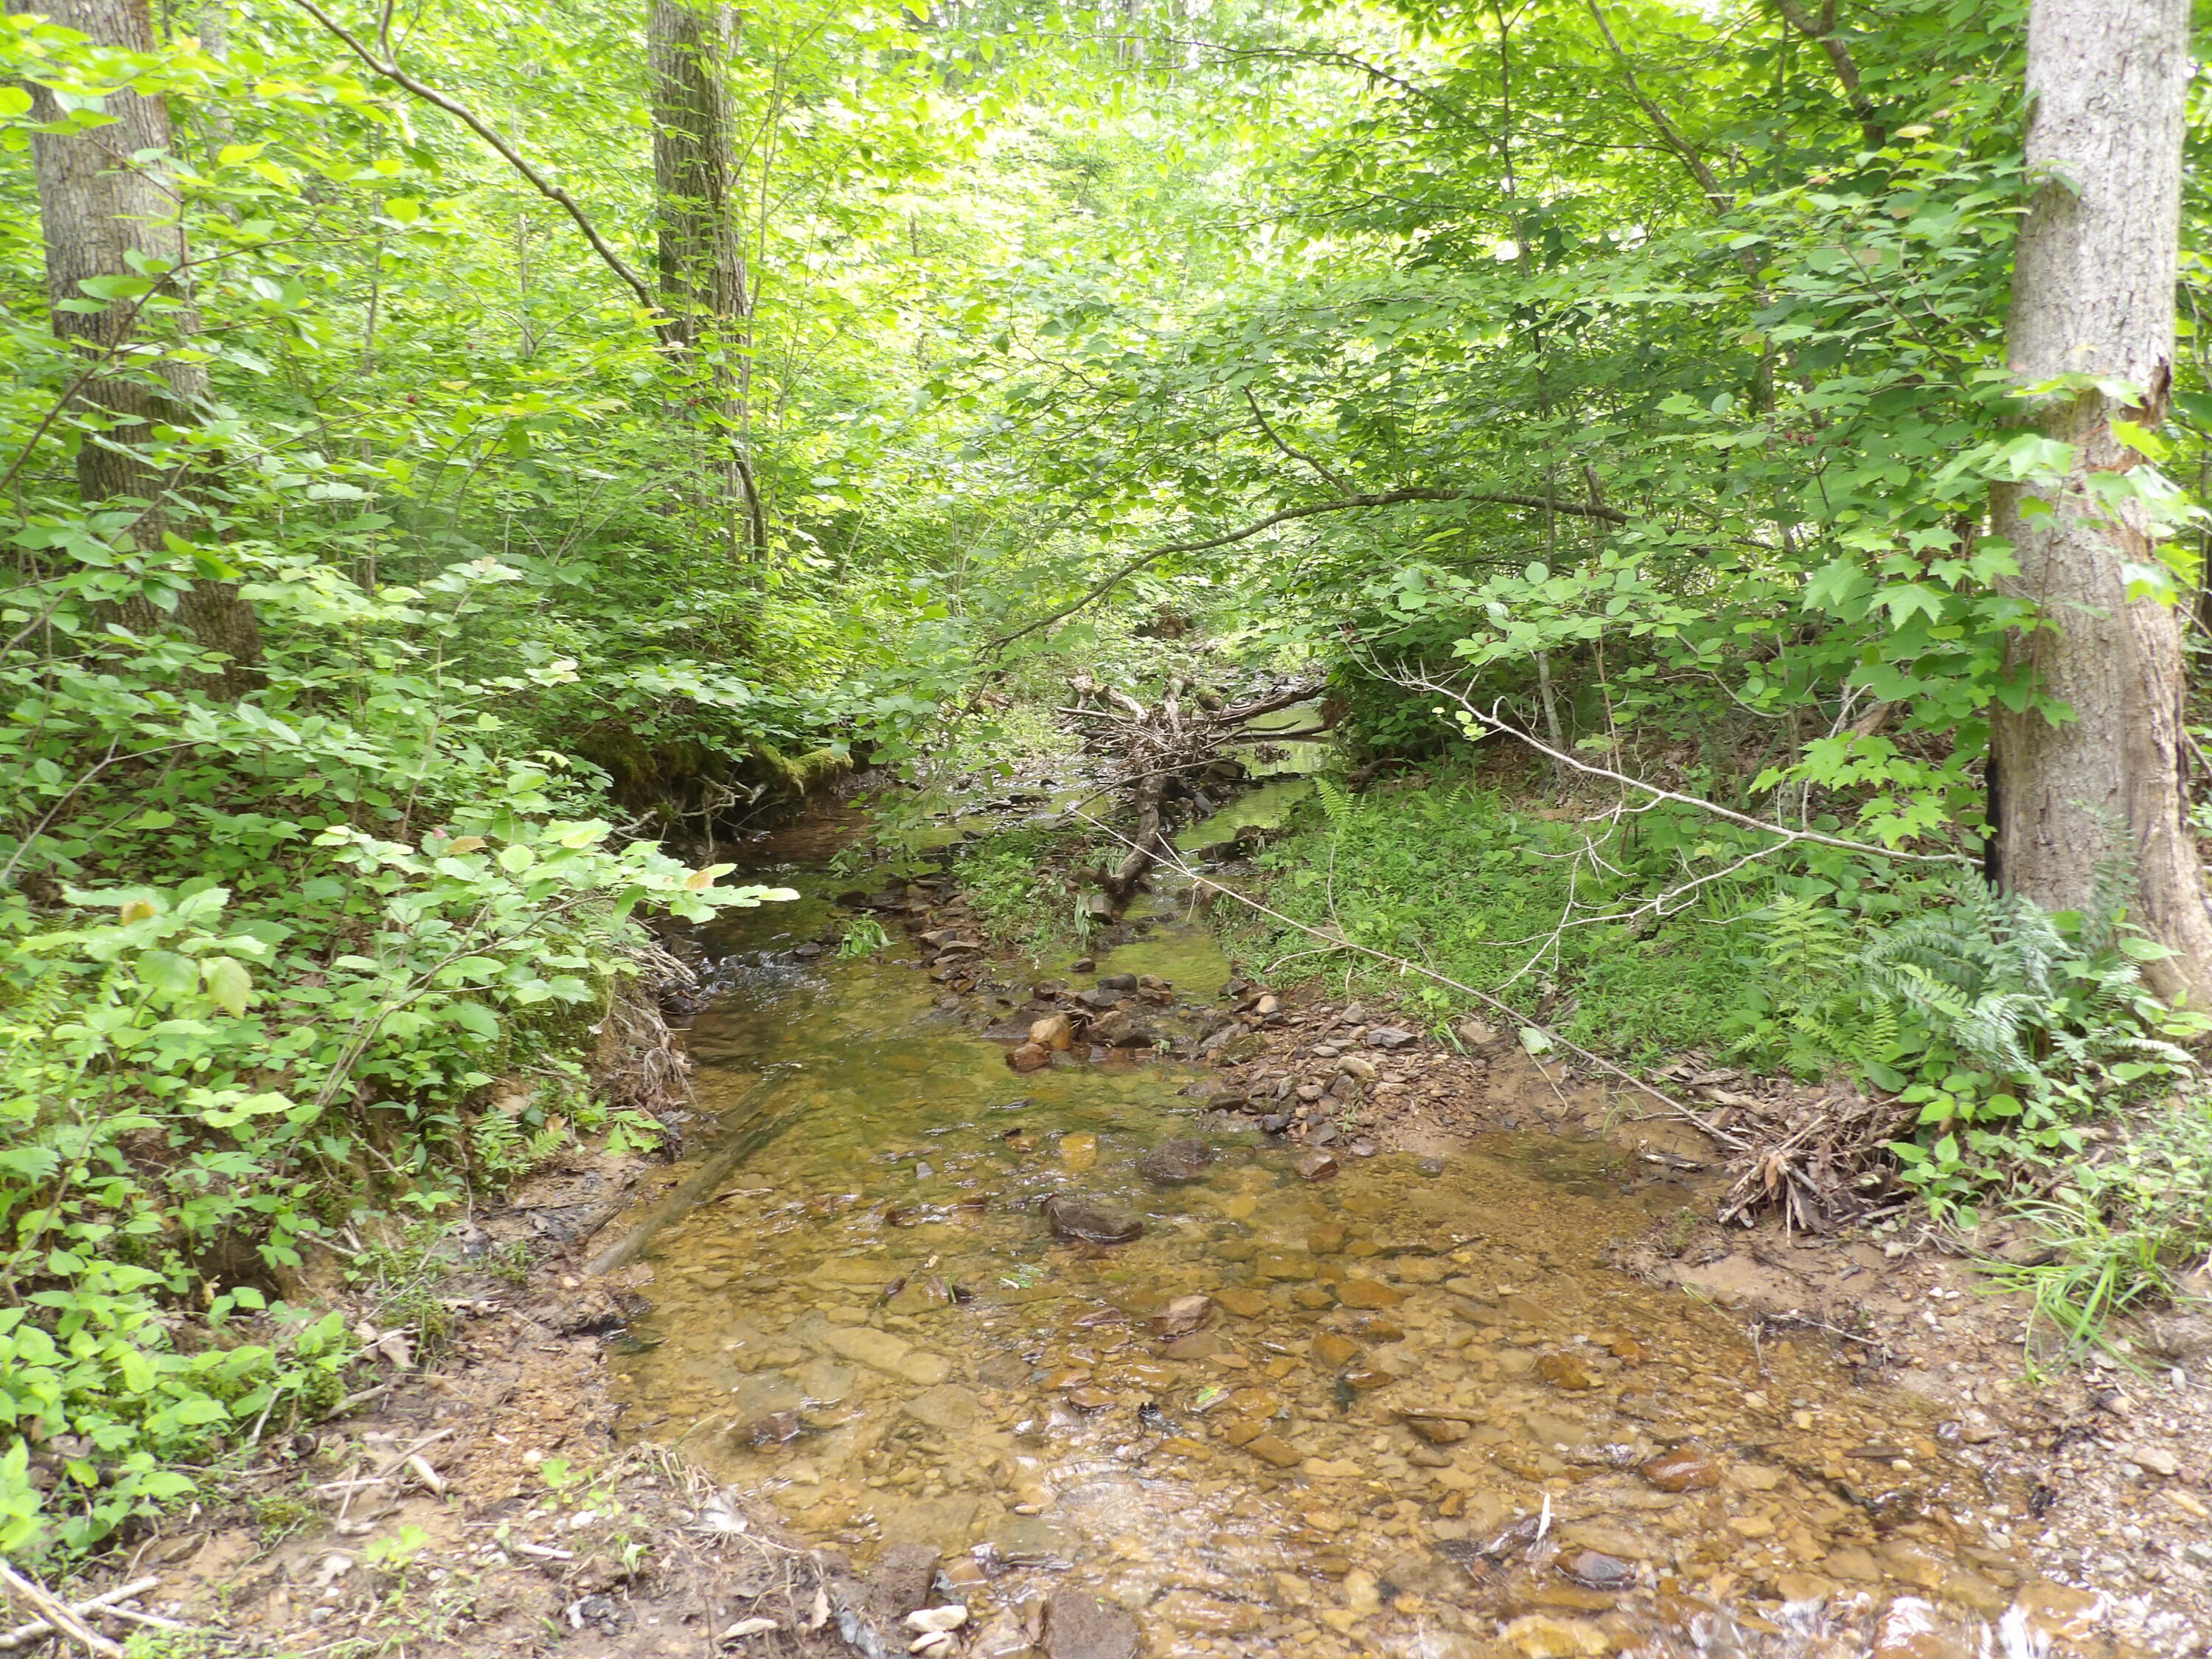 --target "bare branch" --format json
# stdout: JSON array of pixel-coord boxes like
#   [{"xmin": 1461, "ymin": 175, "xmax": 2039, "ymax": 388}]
[
  {"xmin": 287, "ymin": 0, "xmax": 658, "ymax": 316},
  {"xmin": 1584, "ymin": 1, "xmax": 1731, "ymax": 215},
  {"xmin": 1398, "ymin": 666, "xmax": 1972, "ymax": 866},
  {"xmin": 1771, "ymin": 0, "xmax": 1884, "ymax": 150},
  {"xmin": 1245, "ymin": 387, "xmax": 1352, "ymax": 493},
  {"xmin": 1069, "ymin": 807, "xmax": 1751, "ymax": 1151}
]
